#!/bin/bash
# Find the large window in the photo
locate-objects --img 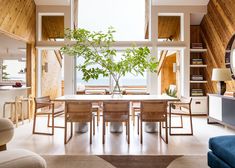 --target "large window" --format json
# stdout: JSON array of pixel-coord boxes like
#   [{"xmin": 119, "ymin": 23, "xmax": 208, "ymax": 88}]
[
  {"xmin": 78, "ymin": 0, "xmax": 146, "ymax": 41},
  {"xmin": 2, "ymin": 60, "xmax": 26, "ymax": 82},
  {"xmin": 75, "ymin": 50, "xmax": 147, "ymax": 90}
]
